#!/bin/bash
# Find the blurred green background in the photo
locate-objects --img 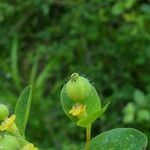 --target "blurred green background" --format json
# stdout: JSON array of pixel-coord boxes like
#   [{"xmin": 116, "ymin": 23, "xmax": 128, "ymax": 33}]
[{"xmin": 0, "ymin": 0, "xmax": 150, "ymax": 149}]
